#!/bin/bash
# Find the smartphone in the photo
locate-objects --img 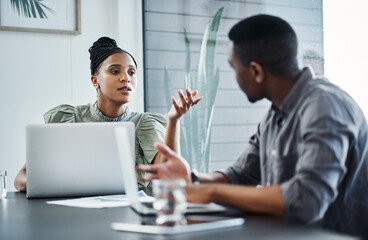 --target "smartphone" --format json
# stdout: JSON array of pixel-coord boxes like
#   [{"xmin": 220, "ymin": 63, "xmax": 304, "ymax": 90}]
[{"xmin": 111, "ymin": 216, "xmax": 244, "ymax": 235}]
